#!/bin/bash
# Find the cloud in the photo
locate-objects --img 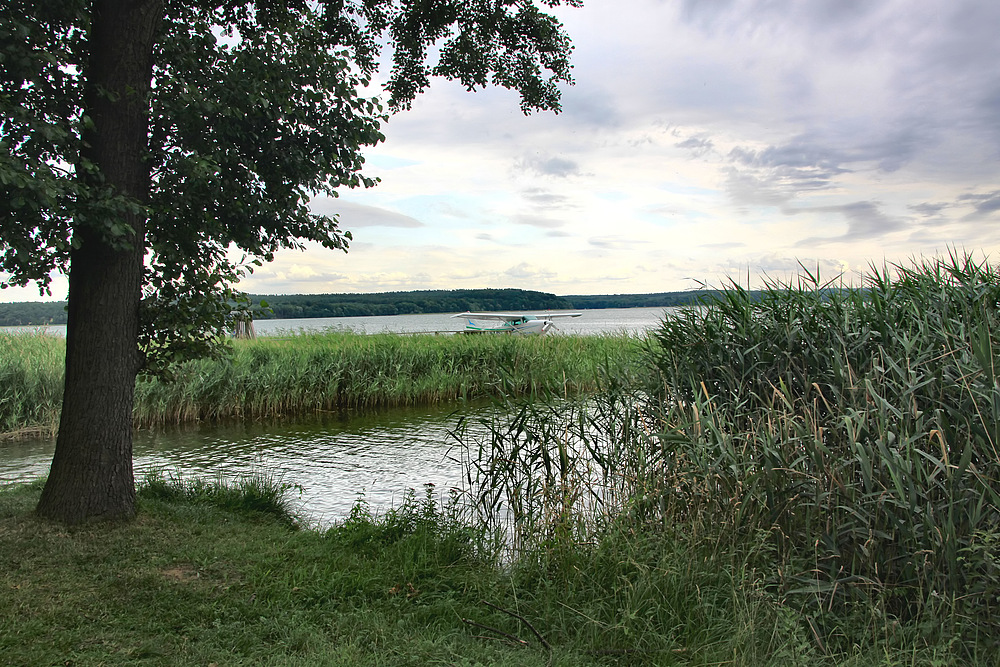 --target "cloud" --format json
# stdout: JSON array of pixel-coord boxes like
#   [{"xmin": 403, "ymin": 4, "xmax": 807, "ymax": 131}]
[
  {"xmin": 794, "ymin": 201, "xmax": 905, "ymax": 246},
  {"xmin": 516, "ymin": 155, "xmax": 581, "ymax": 178},
  {"xmin": 588, "ymin": 236, "xmax": 636, "ymax": 250},
  {"xmin": 958, "ymin": 191, "xmax": 1000, "ymax": 221},
  {"xmin": 675, "ymin": 135, "xmax": 715, "ymax": 158},
  {"xmin": 502, "ymin": 262, "xmax": 558, "ymax": 282},
  {"xmin": 521, "ymin": 188, "xmax": 569, "ymax": 208},
  {"xmin": 909, "ymin": 202, "xmax": 951, "ymax": 219},
  {"xmin": 312, "ymin": 199, "xmax": 424, "ymax": 229},
  {"xmin": 511, "ymin": 213, "xmax": 565, "ymax": 229},
  {"xmin": 702, "ymin": 241, "xmax": 745, "ymax": 250}
]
